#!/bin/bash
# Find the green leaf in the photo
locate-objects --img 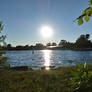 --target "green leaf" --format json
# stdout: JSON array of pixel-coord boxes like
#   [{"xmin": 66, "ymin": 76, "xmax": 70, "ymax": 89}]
[
  {"xmin": 84, "ymin": 15, "xmax": 89, "ymax": 22},
  {"xmin": 89, "ymin": 0, "xmax": 92, "ymax": 5},
  {"xmin": 82, "ymin": 10, "xmax": 86, "ymax": 15},
  {"xmin": 86, "ymin": 7, "xmax": 92, "ymax": 17},
  {"xmin": 77, "ymin": 63, "xmax": 83, "ymax": 70},
  {"xmin": 78, "ymin": 17, "xmax": 83, "ymax": 25}
]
